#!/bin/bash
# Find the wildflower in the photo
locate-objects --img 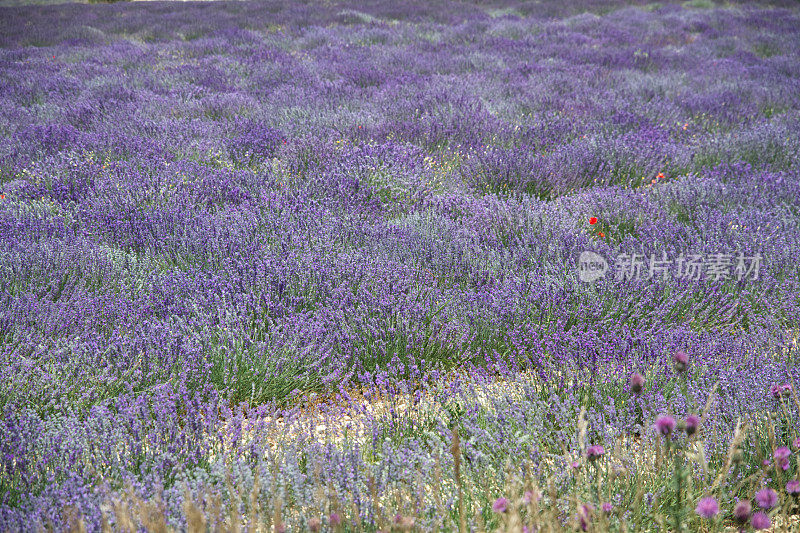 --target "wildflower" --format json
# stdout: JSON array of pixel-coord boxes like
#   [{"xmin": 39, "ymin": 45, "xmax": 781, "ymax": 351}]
[
  {"xmin": 492, "ymin": 497, "xmax": 508, "ymax": 513},
  {"xmin": 794, "ymin": 437, "xmax": 800, "ymax": 450},
  {"xmin": 522, "ymin": 490, "xmax": 541, "ymax": 505},
  {"xmin": 786, "ymin": 480, "xmax": 800, "ymax": 494},
  {"xmin": 630, "ymin": 373, "xmax": 645, "ymax": 394},
  {"xmin": 393, "ymin": 514, "xmax": 415, "ymax": 529},
  {"xmin": 0, "ymin": 194, "xmax": 4, "ymax": 200},
  {"xmin": 612, "ymin": 464, "xmax": 628, "ymax": 479},
  {"xmin": 755, "ymin": 488, "xmax": 778, "ymax": 509},
  {"xmin": 751, "ymin": 511, "xmax": 771, "ymax": 530},
  {"xmin": 733, "ymin": 500, "xmax": 751, "ymax": 524},
  {"xmin": 684, "ymin": 414, "xmax": 701, "ymax": 436},
  {"xmin": 571, "ymin": 460, "xmax": 581, "ymax": 470},
  {"xmin": 598, "ymin": 231, "xmax": 605, "ymax": 238},
  {"xmin": 695, "ymin": 497, "xmax": 719, "ymax": 519},
  {"xmin": 657, "ymin": 172, "xmax": 665, "ymax": 180},
  {"xmin": 587, "ymin": 445, "xmax": 605, "ymax": 461},
  {"xmin": 308, "ymin": 518, "xmax": 321, "ymax": 532},
  {"xmin": 673, "ymin": 350, "xmax": 688, "ymax": 372},
  {"xmin": 330, "ymin": 513, "xmax": 341, "ymax": 527},
  {"xmin": 655, "ymin": 414, "xmax": 676, "ymax": 436},
  {"xmin": 589, "ymin": 217, "xmax": 598, "ymax": 225},
  {"xmin": 775, "ymin": 446, "xmax": 791, "ymax": 470},
  {"xmin": 578, "ymin": 503, "xmax": 593, "ymax": 531},
  {"xmin": 774, "ymin": 447, "xmax": 790, "ymax": 461},
  {"xmin": 770, "ymin": 383, "xmax": 792, "ymax": 399},
  {"xmin": 601, "ymin": 502, "xmax": 613, "ymax": 514}
]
